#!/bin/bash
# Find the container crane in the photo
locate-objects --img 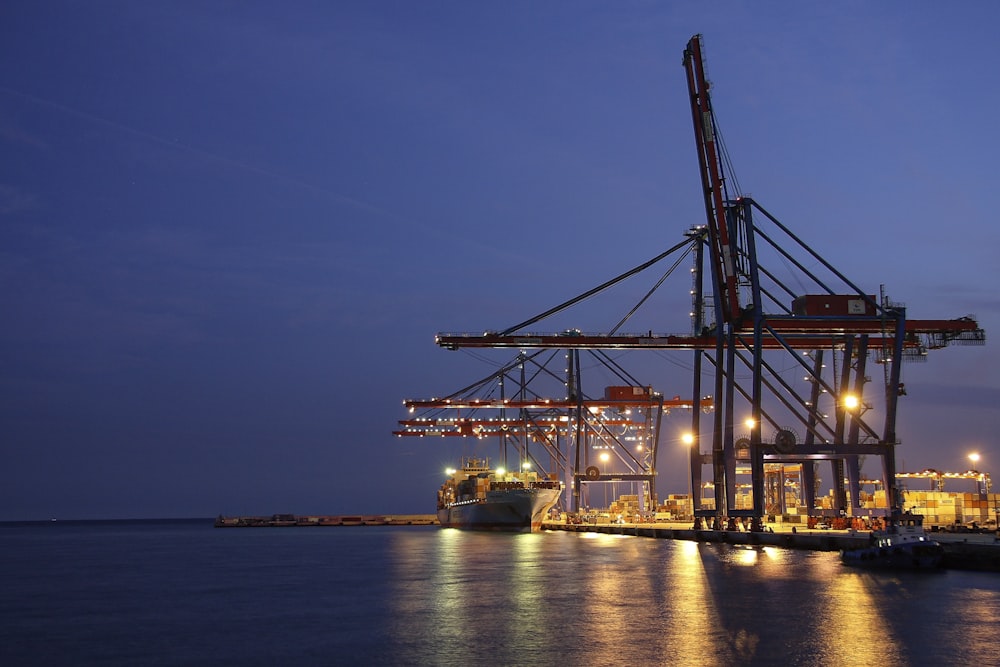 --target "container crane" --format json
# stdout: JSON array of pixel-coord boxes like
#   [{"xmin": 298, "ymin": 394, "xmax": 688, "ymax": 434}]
[
  {"xmin": 417, "ymin": 35, "xmax": 985, "ymax": 530},
  {"xmin": 397, "ymin": 350, "xmax": 707, "ymax": 513}
]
